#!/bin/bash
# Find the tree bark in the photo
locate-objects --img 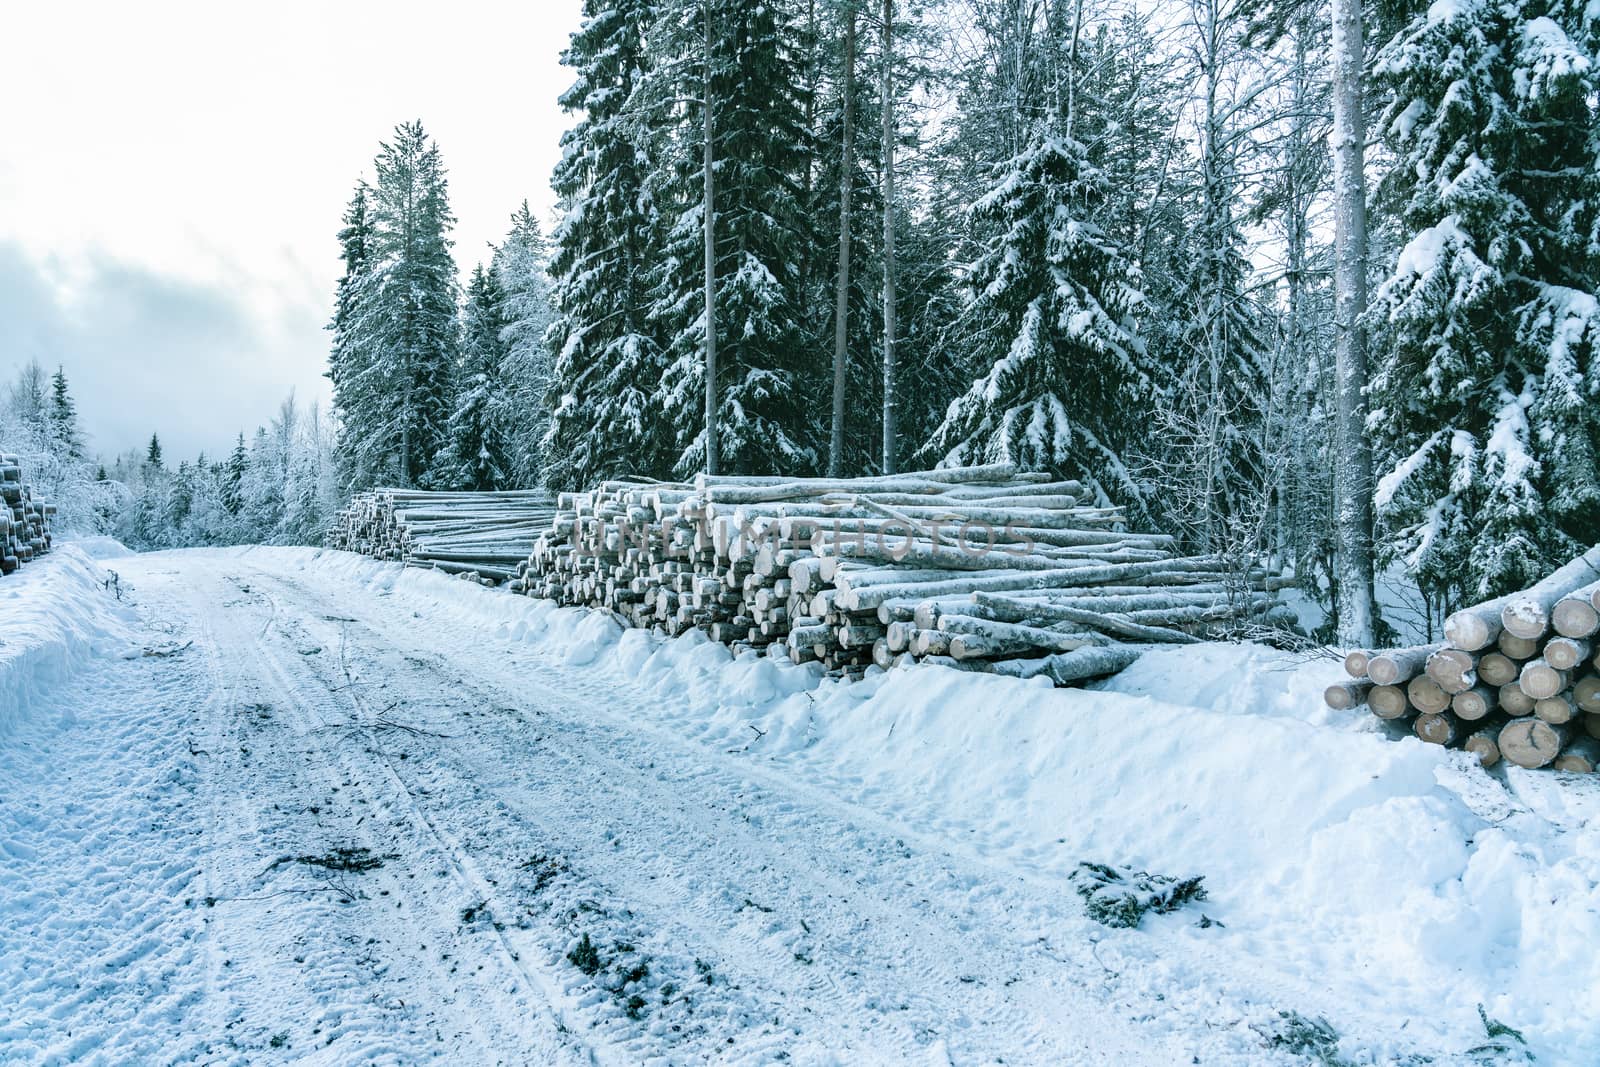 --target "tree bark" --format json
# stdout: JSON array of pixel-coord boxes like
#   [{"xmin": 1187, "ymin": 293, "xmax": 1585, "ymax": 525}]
[
  {"xmin": 1330, "ymin": 0, "xmax": 1375, "ymax": 646},
  {"xmin": 880, "ymin": 0, "xmax": 898, "ymax": 475},
  {"xmin": 830, "ymin": 4, "xmax": 857, "ymax": 478},
  {"xmin": 703, "ymin": 0, "xmax": 720, "ymax": 476}
]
